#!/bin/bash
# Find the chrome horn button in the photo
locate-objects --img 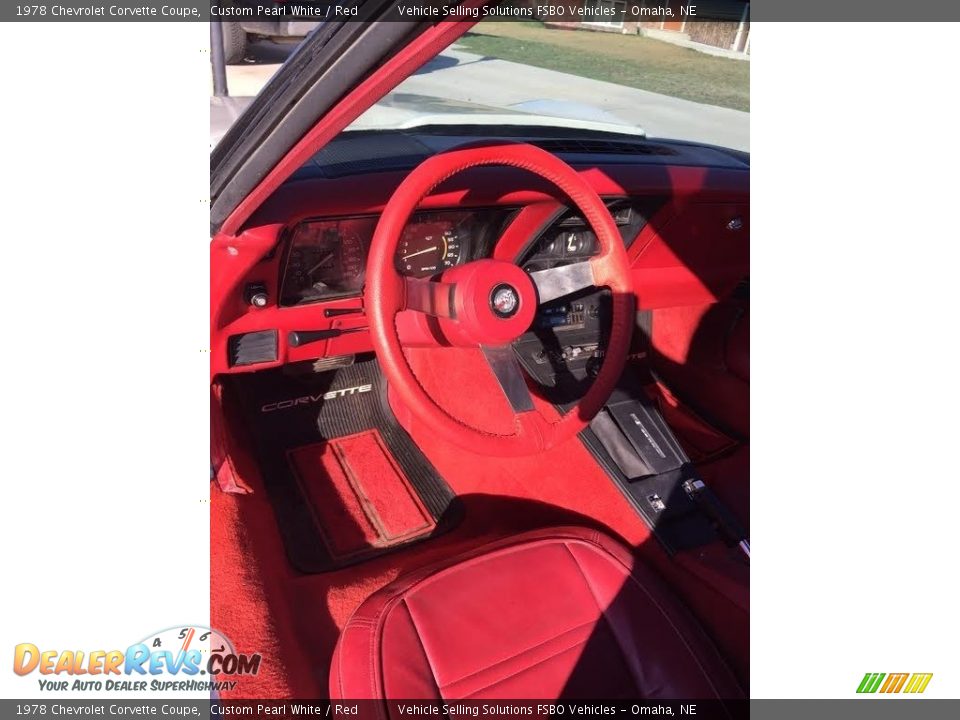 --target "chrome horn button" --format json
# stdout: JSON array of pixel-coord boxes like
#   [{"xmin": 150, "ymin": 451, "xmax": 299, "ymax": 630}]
[{"xmin": 490, "ymin": 283, "xmax": 520, "ymax": 318}]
